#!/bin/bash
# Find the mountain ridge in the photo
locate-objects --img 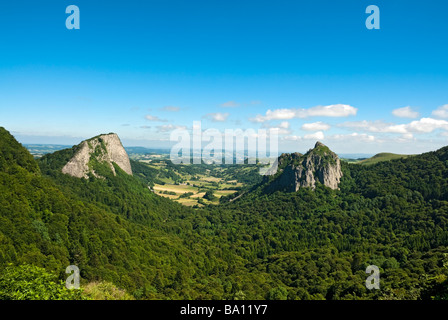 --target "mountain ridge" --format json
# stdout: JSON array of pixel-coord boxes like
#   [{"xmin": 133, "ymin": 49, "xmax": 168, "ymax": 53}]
[
  {"xmin": 3, "ymin": 125, "xmax": 448, "ymax": 300},
  {"xmin": 264, "ymin": 141, "xmax": 343, "ymax": 192},
  {"xmin": 61, "ymin": 133, "xmax": 132, "ymax": 179},
  {"xmin": 358, "ymin": 152, "xmax": 411, "ymax": 165}
]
